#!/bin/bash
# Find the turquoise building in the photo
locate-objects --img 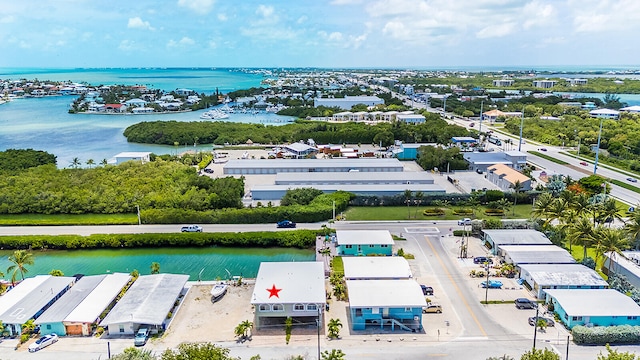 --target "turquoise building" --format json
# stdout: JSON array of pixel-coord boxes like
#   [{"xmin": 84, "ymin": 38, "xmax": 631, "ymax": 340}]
[
  {"xmin": 545, "ymin": 289, "xmax": 640, "ymax": 329},
  {"xmin": 336, "ymin": 230, "xmax": 394, "ymax": 256},
  {"xmin": 393, "ymin": 143, "xmax": 436, "ymax": 160},
  {"xmin": 346, "ymin": 280, "xmax": 426, "ymax": 331}
]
